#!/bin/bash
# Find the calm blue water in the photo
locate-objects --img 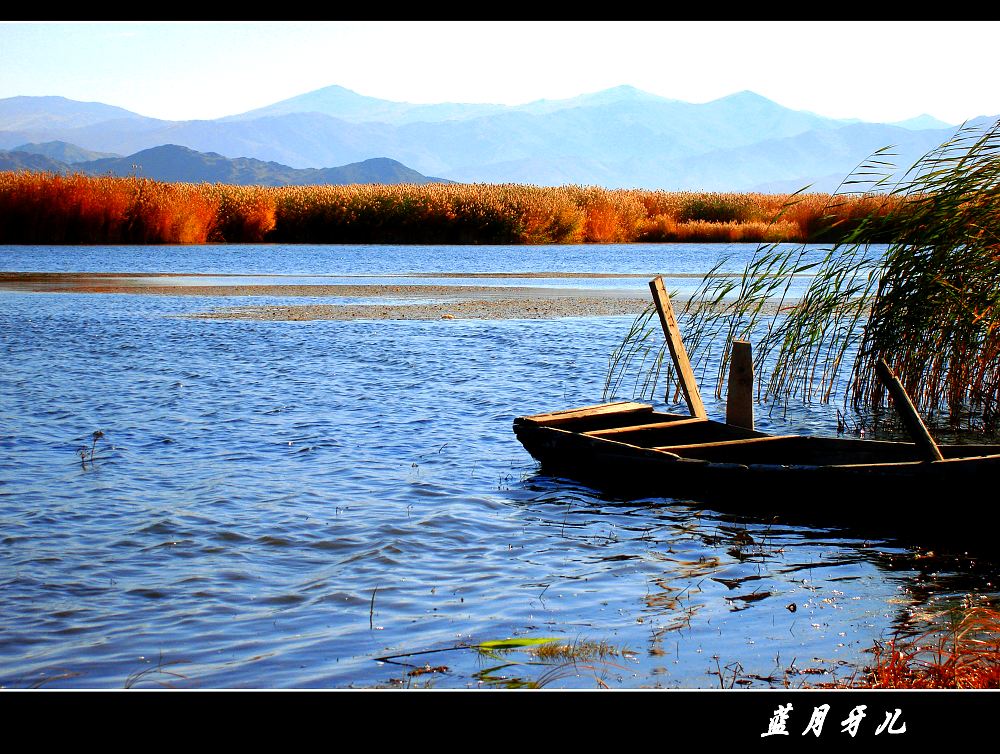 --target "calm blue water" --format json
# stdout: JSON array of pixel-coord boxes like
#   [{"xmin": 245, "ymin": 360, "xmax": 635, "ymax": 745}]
[
  {"xmin": 0, "ymin": 242, "xmax": 781, "ymax": 275},
  {"xmin": 2, "ymin": 243, "xmax": 997, "ymax": 689}
]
